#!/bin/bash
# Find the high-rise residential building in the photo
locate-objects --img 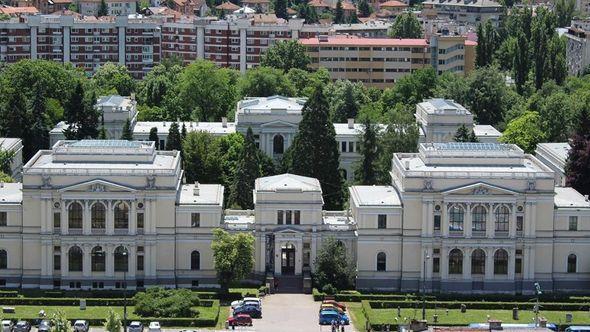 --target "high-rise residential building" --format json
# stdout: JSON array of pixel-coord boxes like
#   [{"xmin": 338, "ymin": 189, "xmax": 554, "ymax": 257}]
[{"xmin": 565, "ymin": 19, "xmax": 590, "ymax": 76}]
